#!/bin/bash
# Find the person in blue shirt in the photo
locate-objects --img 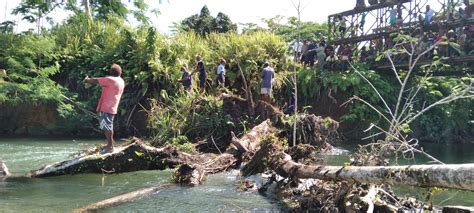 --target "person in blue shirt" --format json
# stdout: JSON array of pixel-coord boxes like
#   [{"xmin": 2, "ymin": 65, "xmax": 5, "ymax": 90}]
[
  {"xmin": 217, "ymin": 59, "xmax": 226, "ymax": 87},
  {"xmin": 424, "ymin": 5, "xmax": 436, "ymax": 25}
]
